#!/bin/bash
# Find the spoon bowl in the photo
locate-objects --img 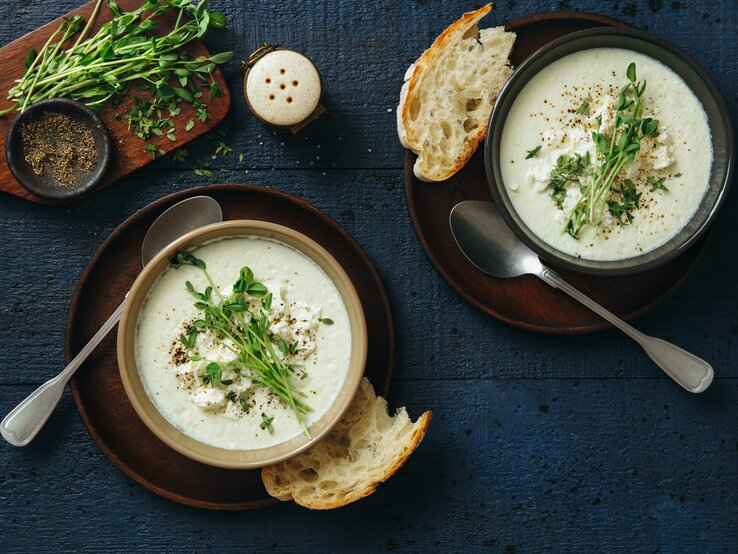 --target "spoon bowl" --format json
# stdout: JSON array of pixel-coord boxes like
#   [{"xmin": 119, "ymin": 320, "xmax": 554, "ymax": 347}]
[
  {"xmin": 141, "ymin": 196, "xmax": 223, "ymax": 266},
  {"xmin": 450, "ymin": 200, "xmax": 542, "ymax": 278}
]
